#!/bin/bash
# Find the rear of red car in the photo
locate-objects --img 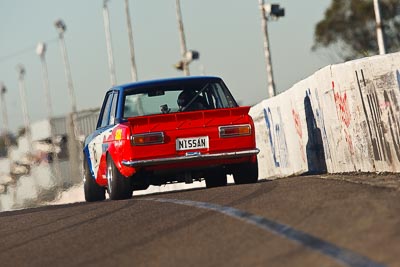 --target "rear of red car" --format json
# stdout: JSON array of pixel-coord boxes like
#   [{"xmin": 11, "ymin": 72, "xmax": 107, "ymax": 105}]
[{"xmin": 120, "ymin": 106, "xmax": 258, "ymax": 186}]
